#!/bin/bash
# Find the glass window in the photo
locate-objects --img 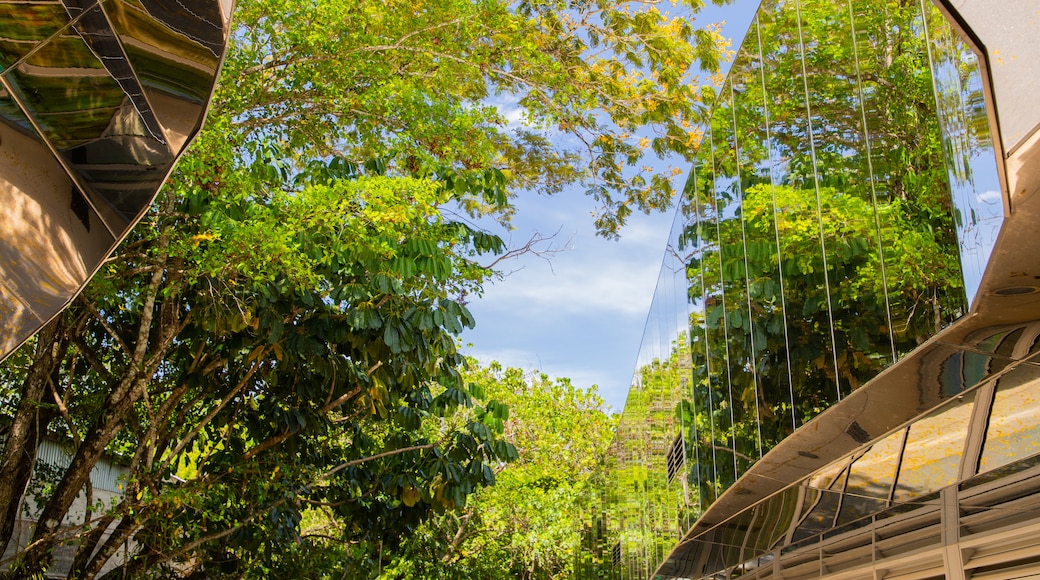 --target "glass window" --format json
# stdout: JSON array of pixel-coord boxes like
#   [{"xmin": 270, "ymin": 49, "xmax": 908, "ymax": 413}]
[
  {"xmin": 922, "ymin": 0, "xmax": 1003, "ymax": 306},
  {"xmin": 837, "ymin": 428, "xmax": 905, "ymax": 524},
  {"xmin": 979, "ymin": 364, "xmax": 1040, "ymax": 473},
  {"xmin": 791, "ymin": 458, "xmax": 849, "ymax": 543},
  {"xmin": 893, "ymin": 390, "xmax": 976, "ymax": 502}
]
